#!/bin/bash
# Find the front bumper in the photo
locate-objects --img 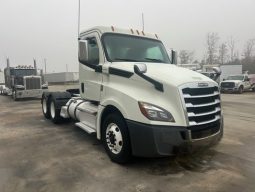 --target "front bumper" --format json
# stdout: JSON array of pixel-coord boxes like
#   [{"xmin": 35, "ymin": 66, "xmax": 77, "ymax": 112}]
[
  {"xmin": 16, "ymin": 89, "xmax": 46, "ymax": 98},
  {"xmin": 220, "ymin": 87, "xmax": 238, "ymax": 92},
  {"xmin": 126, "ymin": 118, "xmax": 223, "ymax": 157}
]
